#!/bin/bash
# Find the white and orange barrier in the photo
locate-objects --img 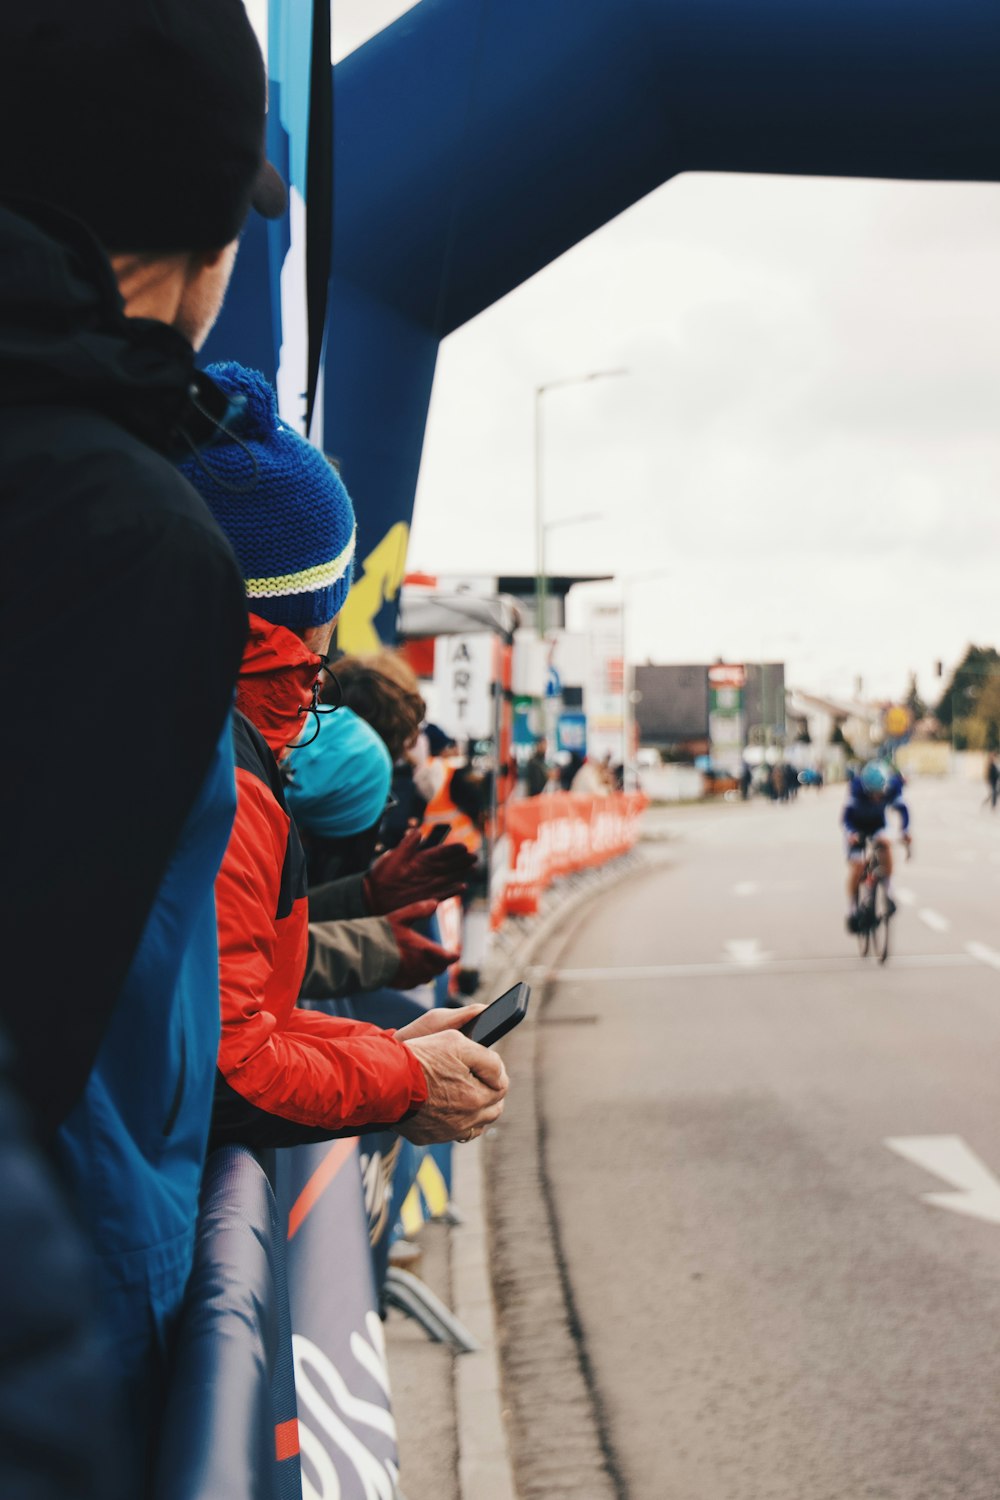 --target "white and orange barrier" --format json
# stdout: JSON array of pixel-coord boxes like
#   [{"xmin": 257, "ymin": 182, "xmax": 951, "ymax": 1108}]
[{"xmin": 493, "ymin": 792, "xmax": 647, "ymax": 920}]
